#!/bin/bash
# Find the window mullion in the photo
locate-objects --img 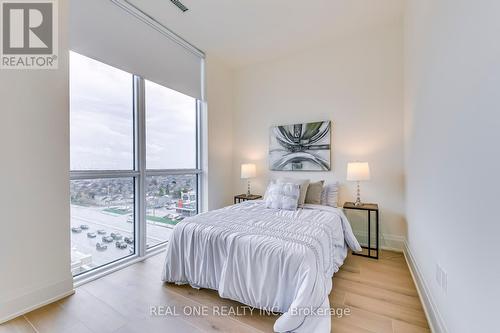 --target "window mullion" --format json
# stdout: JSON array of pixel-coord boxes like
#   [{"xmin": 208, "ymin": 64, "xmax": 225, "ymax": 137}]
[
  {"xmin": 144, "ymin": 169, "xmax": 201, "ymax": 177},
  {"xmin": 134, "ymin": 75, "xmax": 147, "ymax": 258},
  {"xmin": 196, "ymin": 99, "xmax": 203, "ymax": 214},
  {"xmin": 70, "ymin": 170, "xmax": 139, "ymax": 180}
]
